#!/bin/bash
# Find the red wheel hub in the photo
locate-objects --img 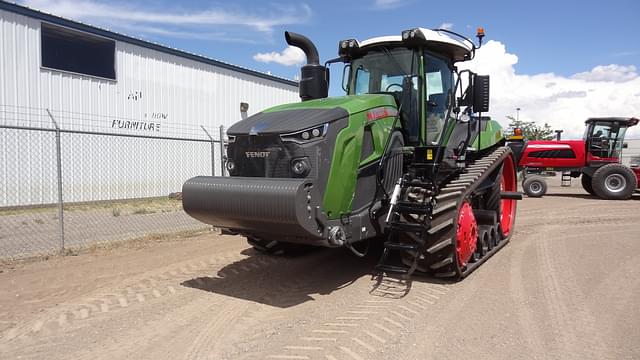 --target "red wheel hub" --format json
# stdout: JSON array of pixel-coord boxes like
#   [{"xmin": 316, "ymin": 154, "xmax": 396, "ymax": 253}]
[
  {"xmin": 456, "ymin": 201, "xmax": 478, "ymax": 267},
  {"xmin": 500, "ymin": 155, "xmax": 517, "ymax": 237}
]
